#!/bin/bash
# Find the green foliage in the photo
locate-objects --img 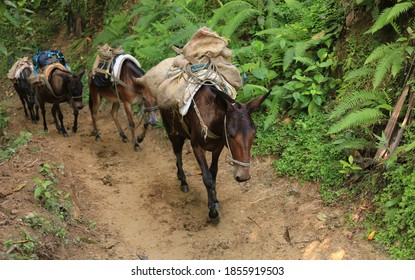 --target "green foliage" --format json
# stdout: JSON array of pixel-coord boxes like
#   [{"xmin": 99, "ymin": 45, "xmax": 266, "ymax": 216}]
[
  {"xmin": 22, "ymin": 213, "xmax": 67, "ymax": 239},
  {"xmin": 328, "ymin": 108, "xmax": 386, "ymax": 134},
  {"xmin": 33, "ymin": 163, "xmax": 72, "ymax": 220},
  {"xmin": 364, "ymin": 42, "xmax": 408, "ymax": 89},
  {"xmin": 254, "ymin": 113, "xmax": 346, "ymax": 187},
  {"xmin": 2, "ymin": 231, "xmax": 37, "ymax": 260},
  {"xmin": 0, "ymin": 107, "xmax": 9, "ymax": 131},
  {"xmin": 373, "ymin": 162, "xmax": 415, "ymax": 259},
  {"xmin": 366, "ymin": 1, "xmax": 415, "ymax": 34},
  {"xmin": 339, "ymin": 155, "xmax": 363, "ymax": 175},
  {"xmin": 0, "ymin": 131, "xmax": 31, "ymax": 164}
]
